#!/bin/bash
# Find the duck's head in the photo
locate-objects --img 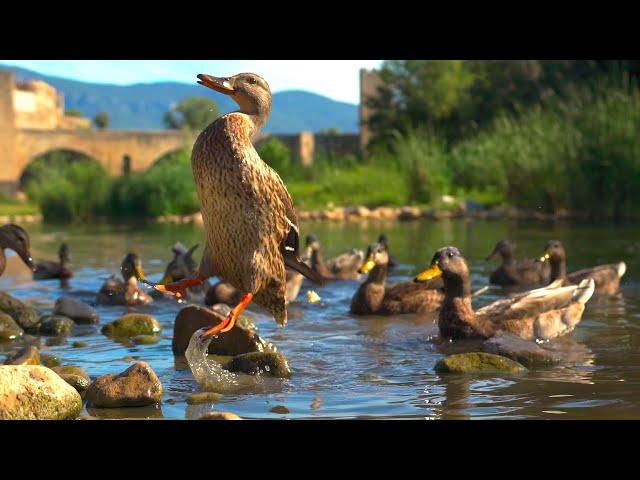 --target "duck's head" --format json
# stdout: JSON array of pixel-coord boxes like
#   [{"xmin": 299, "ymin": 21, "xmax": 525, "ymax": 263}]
[
  {"xmin": 378, "ymin": 234, "xmax": 389, "ymax": 248},
  {"xmin": 485, "ymin": 239, "xmax": 515, "ymax": 261},
  {"xmin": 414, "ymin": 246, "xmax": 469, "ymax": 287},
  {"xmin": 161, "ymin": 243, "xmax": 199, "ymax": 284},
  {"xmin": 540, "ymin": 240, "xmax": 565, "ymax": 264},
  {"xmin": 121, "ymin": 253, "xmax": 145, "ymax": 282},
  {"xmin": 305, "ymin": 234, "xmax": 321, "ymax": 257},
  {"xmin": 197, "ymin": 72, "xmax": 272, "ymax": 128},
  {"xmin": 0, "ymin": 224, "xmax": 35, "ymax": 271},
  {"xmin": 59, "ymin": 243, "xmax": 70, "ymax": 263},
  {"xmin": 359, "ymin": 242, "xmax": 389, "ymax": 274}
]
